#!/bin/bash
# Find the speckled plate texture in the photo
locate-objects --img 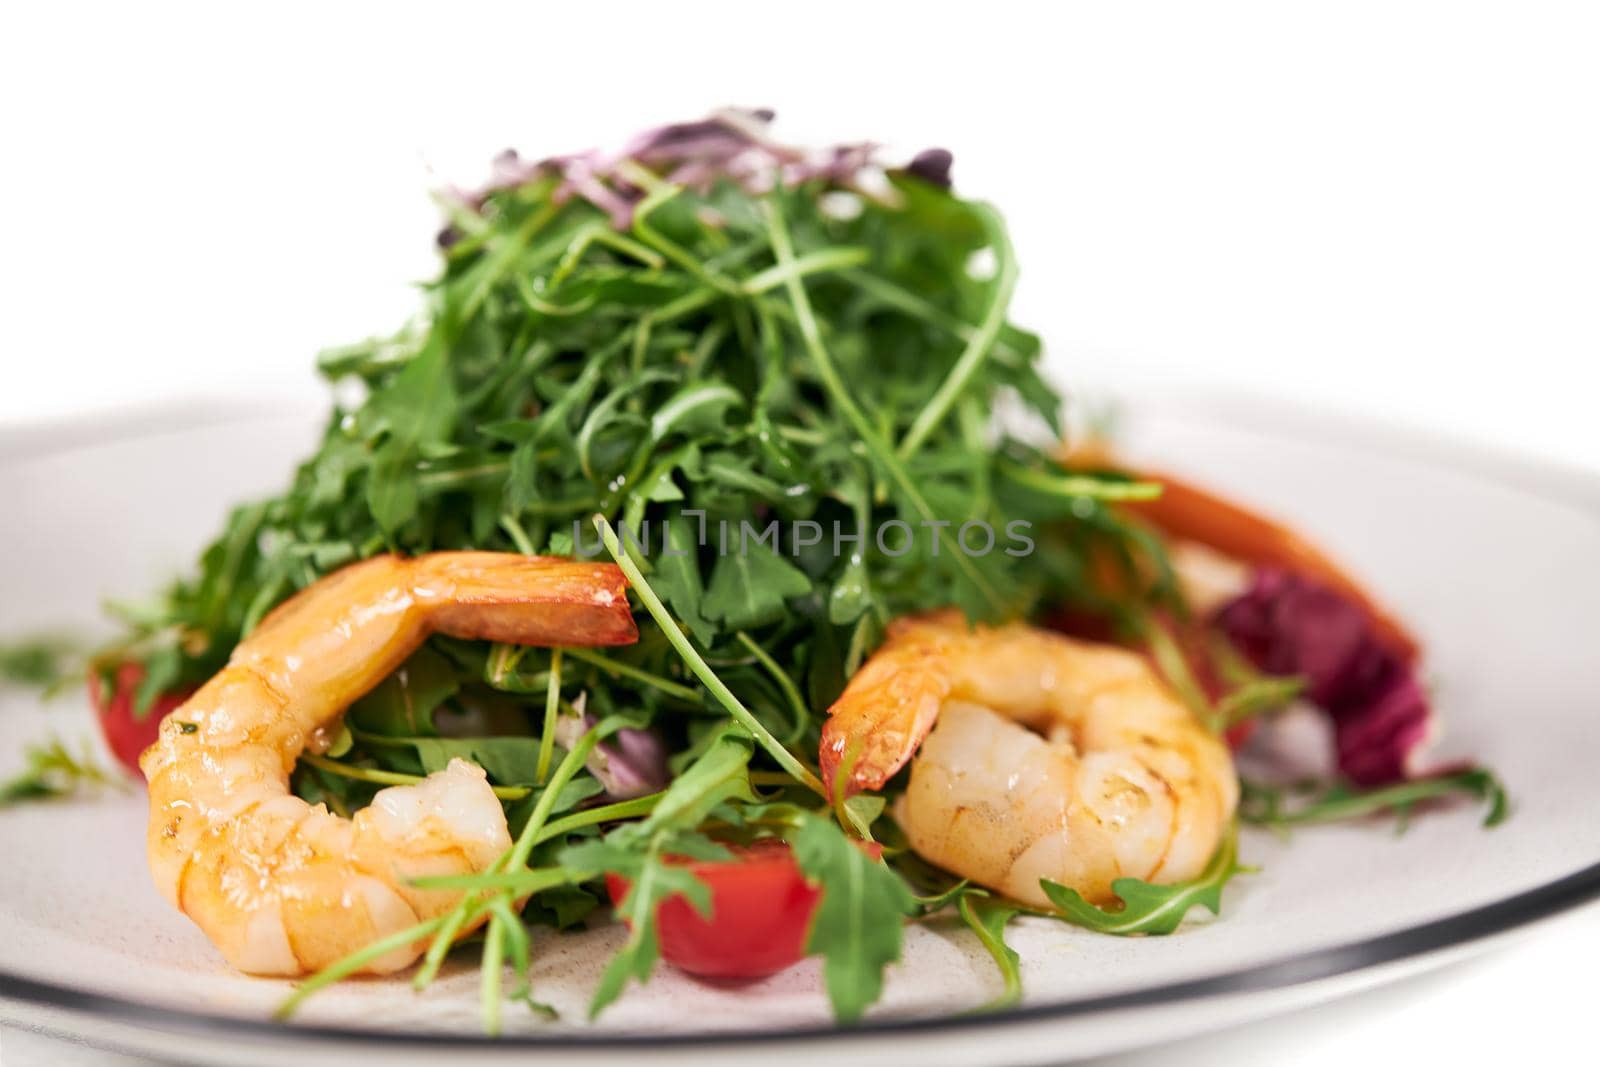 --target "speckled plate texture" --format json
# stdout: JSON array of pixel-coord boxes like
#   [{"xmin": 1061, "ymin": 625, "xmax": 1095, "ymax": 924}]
[{"xmin": 2, "ymin": 391, "xmax": 1598, "ymax": 1066}]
